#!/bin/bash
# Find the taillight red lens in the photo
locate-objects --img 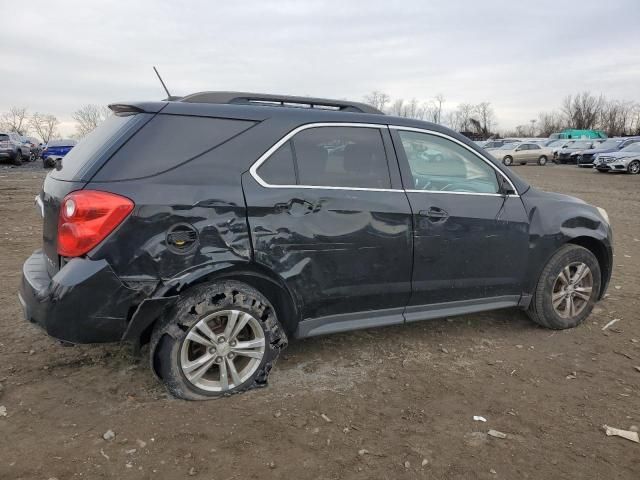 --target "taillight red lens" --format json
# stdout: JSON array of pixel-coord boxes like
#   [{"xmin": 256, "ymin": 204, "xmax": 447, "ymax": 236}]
[{"xmin": 57, "ymin": 190, "xmax": 134, "ymax": 257}]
